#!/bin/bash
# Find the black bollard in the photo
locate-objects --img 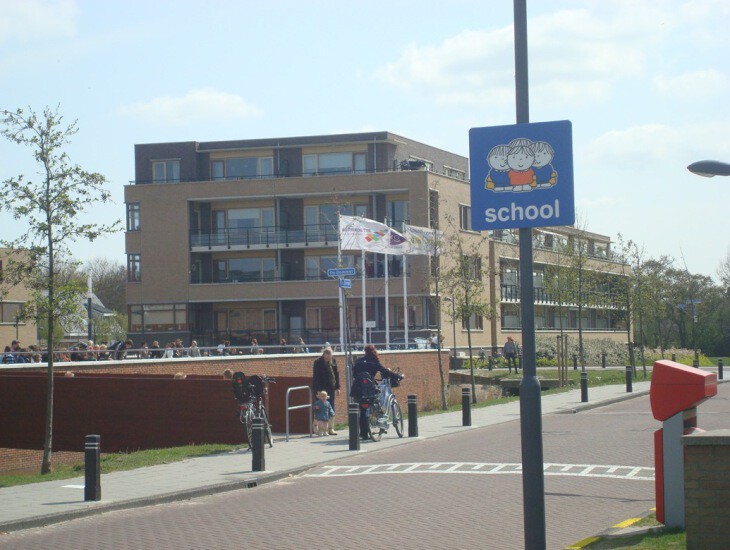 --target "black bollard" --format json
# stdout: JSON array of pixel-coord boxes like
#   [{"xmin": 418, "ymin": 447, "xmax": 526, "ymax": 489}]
[
  {"xmin": 572, "ymin": 354, "xmax": 578, "ymax": 370},
  {"xmin": 625, "ymin": 366, "xmax": 633, "ymax": 393},
  {"xmin": 580, "ymin": 372, "xmax": 588, "ymax": 403},
  {"xmin": 719, "ymin": 359, "xmax": 724, "ymax": 380},
  {"xmin": 601, "ymin": 352, "xmax": 606, "ymax": 369},
  {"xmin": 84, "ymin": 434, "xmax": 101, "ymax": 502},
  {"xmin": 407, "ymin": 394, "xmax": 419, "ymax": 437},
  {"xmin": 252, "ymin": 415, "xmax": 265, "ymax": 471},
  {"xmin": 671, "ymin": 353, "xmax": 676, "ymax": 362},
  {"xmin": 462, "ymin": 387, "xmax": 472, "ymax": 426},
  {"xmin": 692, "ymin": 359, "xmax": 699, "ymax": 368},
  {"xmin": 348, "ymin": 402, "xmax": 360, "ymax": 451}
]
